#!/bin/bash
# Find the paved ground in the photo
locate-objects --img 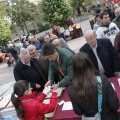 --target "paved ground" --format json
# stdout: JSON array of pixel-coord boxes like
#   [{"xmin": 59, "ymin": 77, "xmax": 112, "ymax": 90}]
[{"xmin": 0, "ymin": 18, "xmax": 92, "ymax": 97}]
